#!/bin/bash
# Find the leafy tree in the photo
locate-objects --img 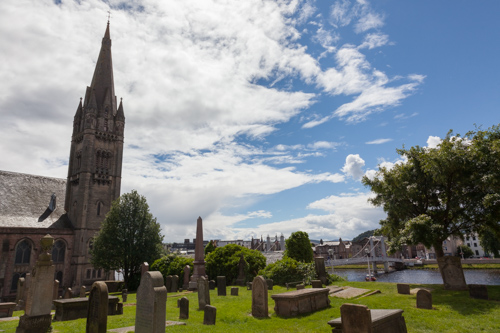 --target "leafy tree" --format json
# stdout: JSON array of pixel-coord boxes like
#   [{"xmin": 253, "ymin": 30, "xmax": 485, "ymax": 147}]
[
  {"xmin": 151, "ymin": 254, "xmax": 194, "ymax": 284},
  {"xmin": 362, "ymin": 126, "xmax": 500, "ymax": 289},
  {"xmin": 204, "ymin": 240, "xmax": 216, "ymax": 255},
  {"xmin": 90, "ymin": 190, "xmax": 164, "ymax": 290},
  {"xmin": 284, "ymin": 231, "xmax": 314, "ymax": 263},
  {"xmin": 205, "ymin": 244, "xmax": 266, "ymax": 284},
  {"xmin": 456, "ymin": 245, "xmax": 474, "ymax": 259},
  {"xmin": 479, "ymin": 228, "xmax": 500, "ymax": 258},
  {"xmin": 352, "ymin": 230, "xmax": 376, "ymax": 243}
]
